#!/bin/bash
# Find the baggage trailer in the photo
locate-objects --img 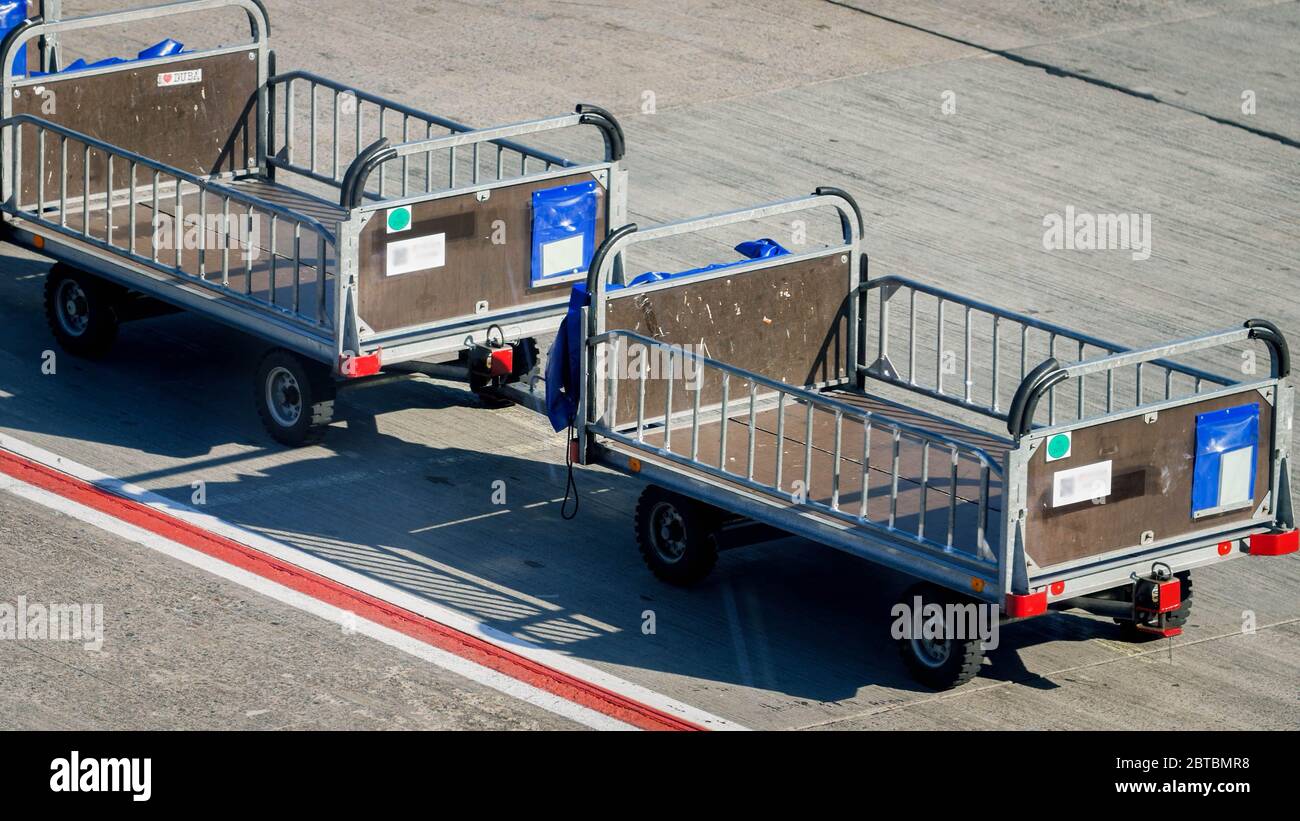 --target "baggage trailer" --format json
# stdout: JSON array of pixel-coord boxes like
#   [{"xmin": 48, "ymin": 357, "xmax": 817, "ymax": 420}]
[
  {"xmin": 562, "ymin": 190, "xmax": 1297, "ymax": 689},
  {"xmin": 0, "ymin": 0, "xmax": 626, "ymax": 444}
]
